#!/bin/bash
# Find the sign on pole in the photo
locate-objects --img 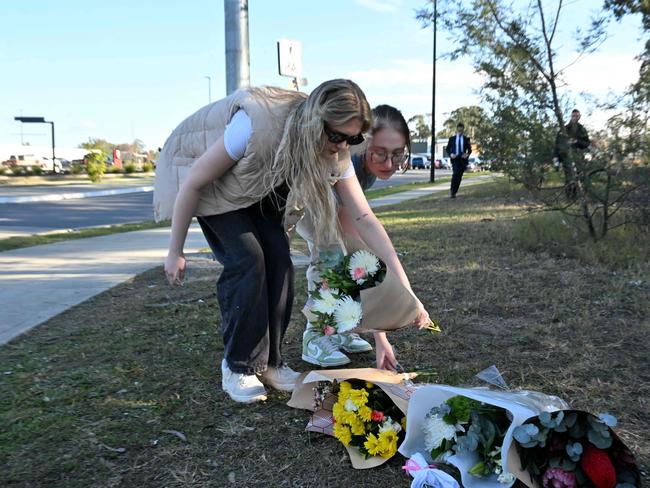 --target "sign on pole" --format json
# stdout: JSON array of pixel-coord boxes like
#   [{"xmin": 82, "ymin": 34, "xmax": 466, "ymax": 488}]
[{"xmin": 277, "ymin": 39, "xmax": 307, "ymax": 90}]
